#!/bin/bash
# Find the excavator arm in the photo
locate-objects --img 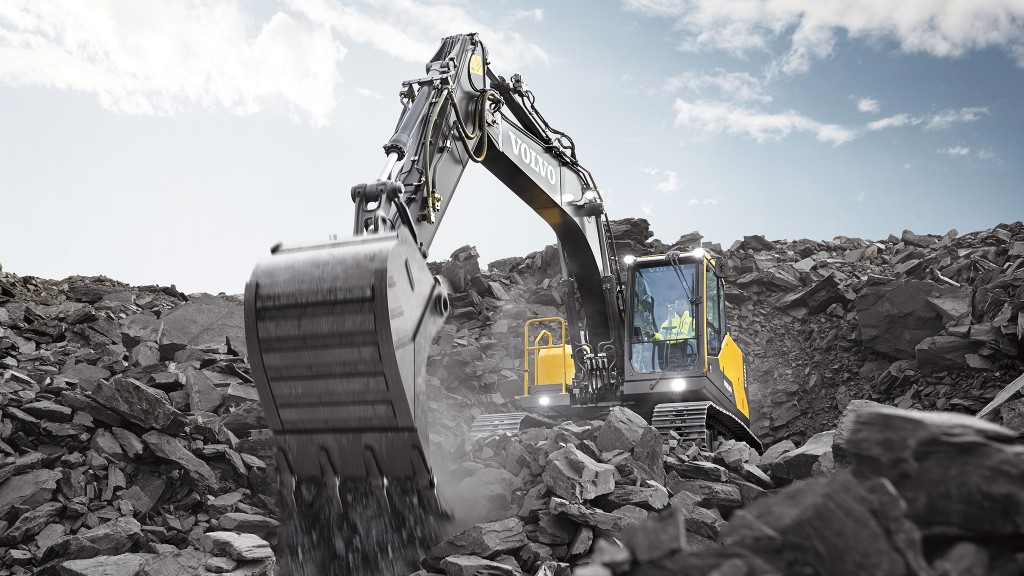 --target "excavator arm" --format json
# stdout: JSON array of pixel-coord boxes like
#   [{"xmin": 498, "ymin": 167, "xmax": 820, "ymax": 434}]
[{"xmin": 244, "ymin": 33, "xmax": 623, "ymax": 575}]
